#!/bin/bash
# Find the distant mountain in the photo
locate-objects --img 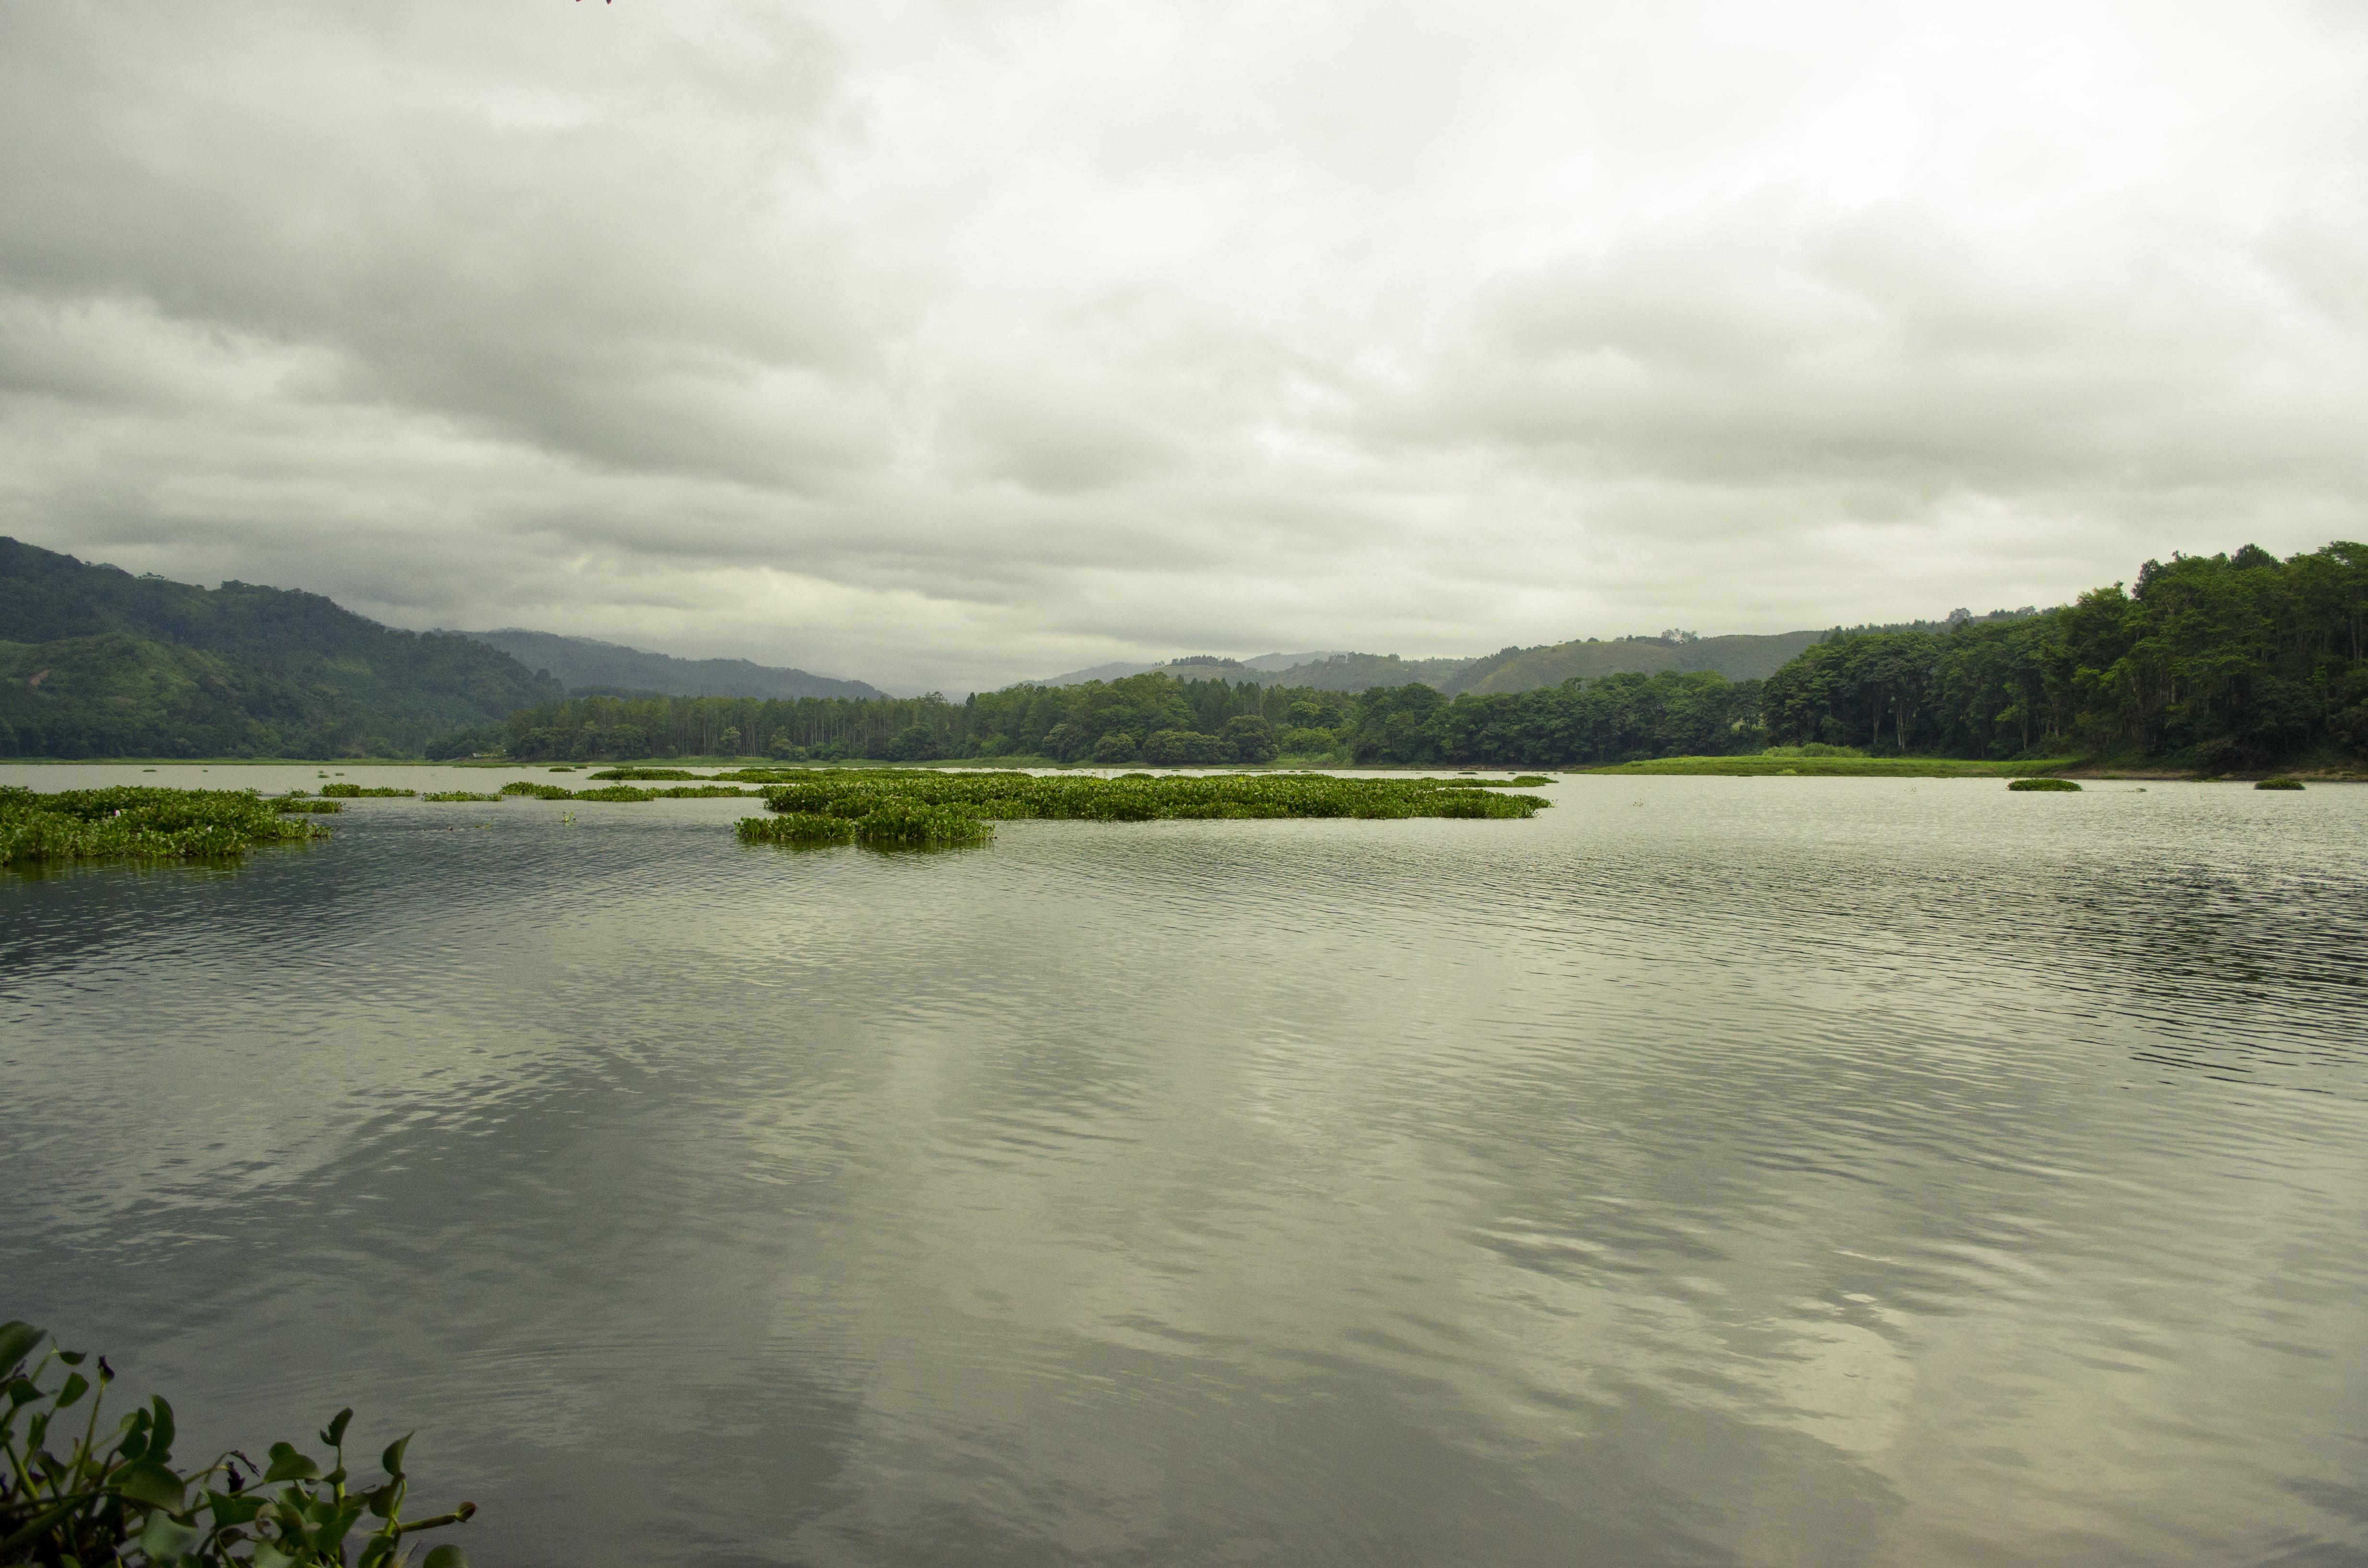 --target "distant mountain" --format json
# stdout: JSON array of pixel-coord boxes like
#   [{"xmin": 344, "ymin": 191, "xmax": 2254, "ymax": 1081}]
[
  {"xmin": 1254, "ymin": 652, "xmax": 1481, "ymax": 692},
  {"xmin": 0, "ymin": 538, "xmax": 558, "ymax": 757},
  {"xmin": 1028, "ymin": 659, "xmax": 1161, "ymax": 687},
  {"xmin": 1440, "ymin": 631, "xmax": 1825, "ymax": 695},
  {"xmin": 1240, "ymin": 650, "xmax": 1345, "ymax": 672},
  {"xmin": 463, "ymin": 629, "xmax": 883, "ymax": 701},
  {"xmin": 1025, "ymin": 637, "xmax": 1824, "ymax": 696}
]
